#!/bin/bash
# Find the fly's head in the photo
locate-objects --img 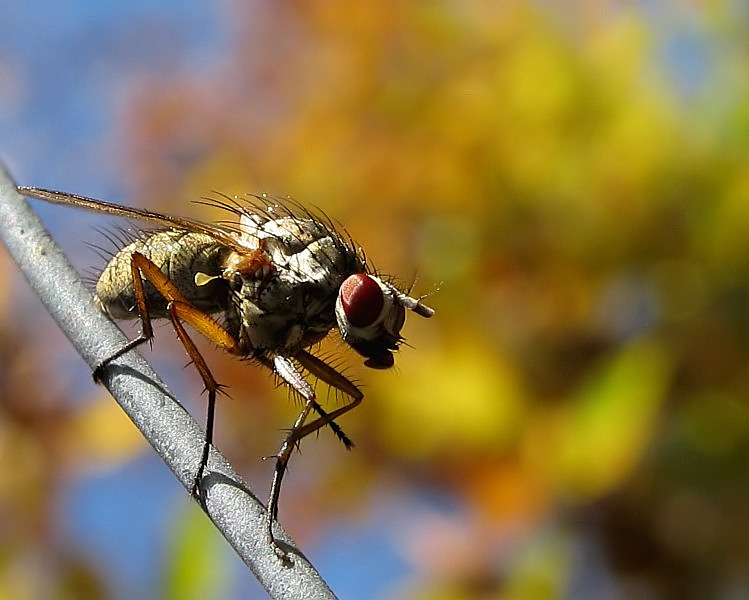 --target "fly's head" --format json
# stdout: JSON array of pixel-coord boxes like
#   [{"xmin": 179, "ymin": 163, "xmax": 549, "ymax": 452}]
[{"xmin": 335, "ymin": 273, "xmax": 434, "ymax": 369}]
